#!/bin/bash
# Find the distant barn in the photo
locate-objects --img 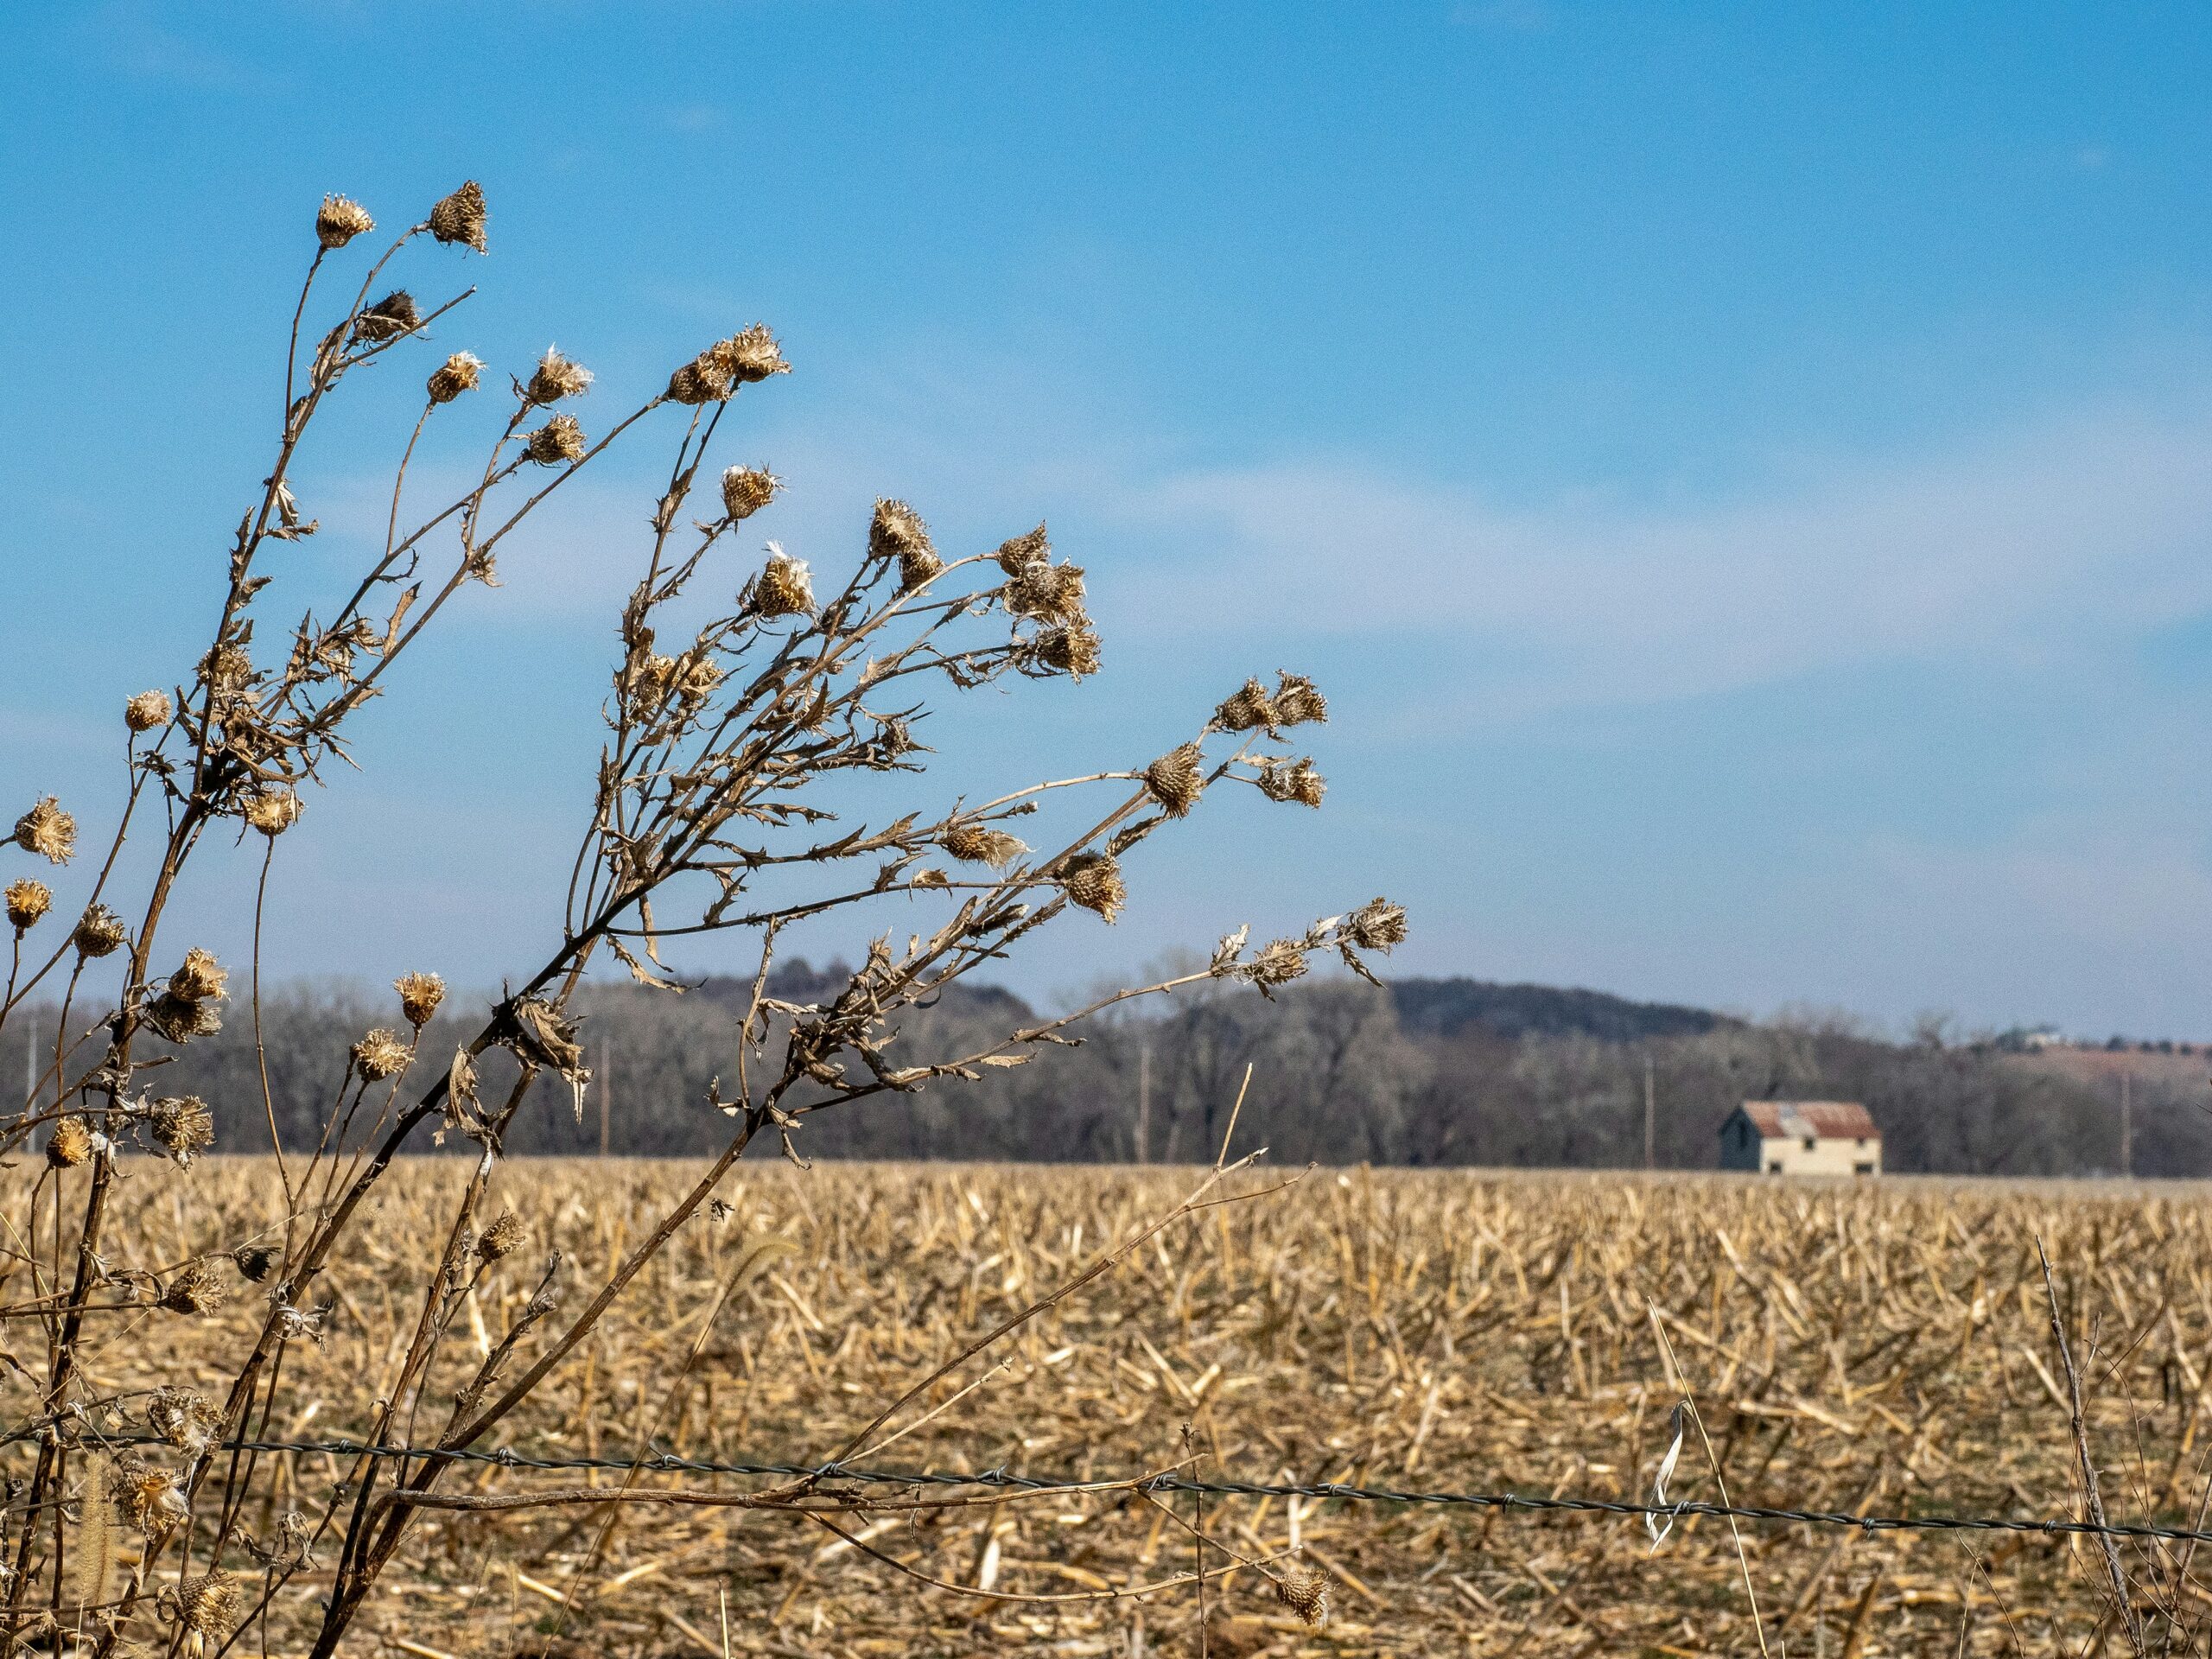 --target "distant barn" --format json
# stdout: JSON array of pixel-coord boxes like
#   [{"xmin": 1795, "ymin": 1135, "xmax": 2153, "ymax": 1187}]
[{"xmin": 1719, "ymin": 1101, "xmax": 1881, "ymax": 1177}]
